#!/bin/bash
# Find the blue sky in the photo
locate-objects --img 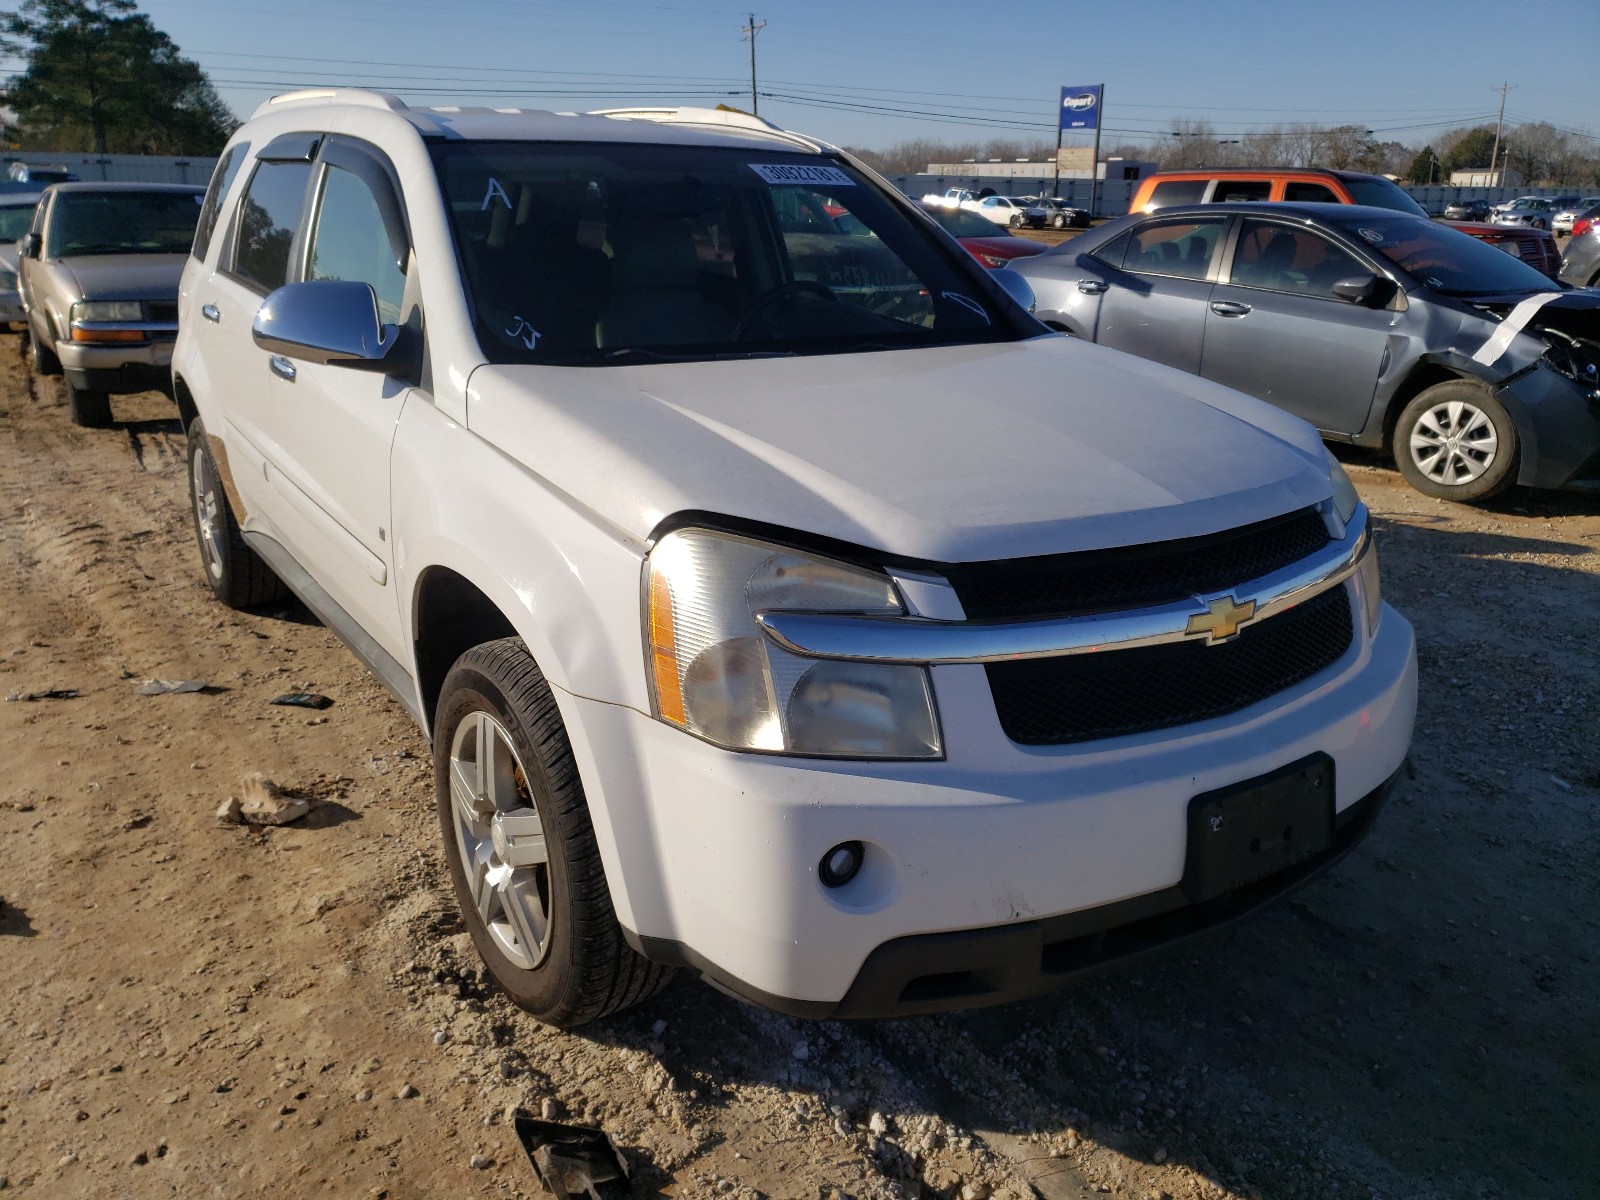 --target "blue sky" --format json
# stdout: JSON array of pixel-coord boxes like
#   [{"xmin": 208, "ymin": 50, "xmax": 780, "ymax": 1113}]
[{"xmin": 29, "ymin": 0, "xmax": 1600, "ymax": 151}]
